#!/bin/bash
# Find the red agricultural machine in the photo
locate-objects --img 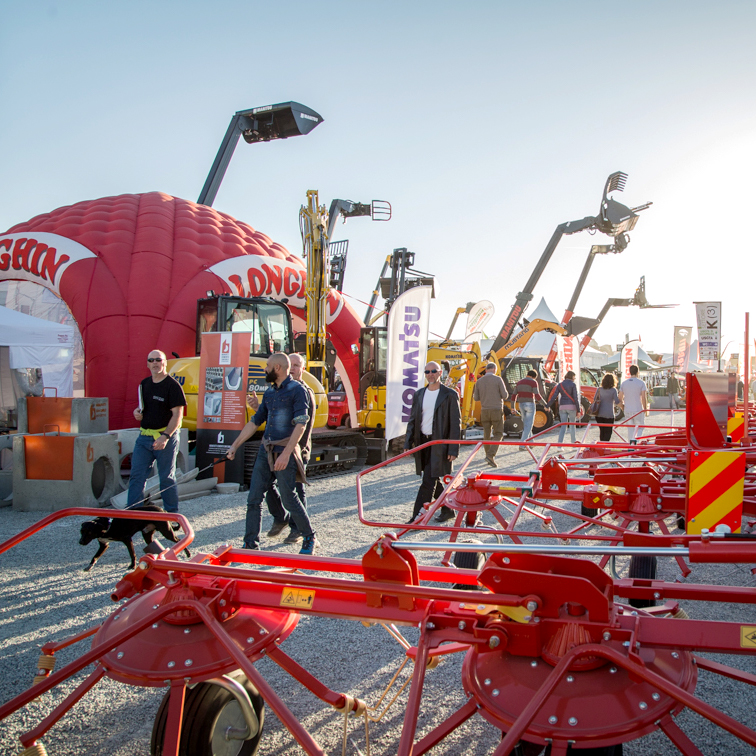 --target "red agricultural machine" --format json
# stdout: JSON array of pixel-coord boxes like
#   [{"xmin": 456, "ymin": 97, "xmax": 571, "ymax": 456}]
[{"xmin": 1, "ymin": 374, "xmax": 756, "ymax": 755}]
